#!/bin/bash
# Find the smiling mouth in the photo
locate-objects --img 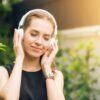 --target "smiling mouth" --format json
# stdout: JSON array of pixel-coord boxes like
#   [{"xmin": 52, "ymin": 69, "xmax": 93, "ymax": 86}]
[{"xmin": 31, "ymin": 46, "xmax": 42, "ymax": 52}]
